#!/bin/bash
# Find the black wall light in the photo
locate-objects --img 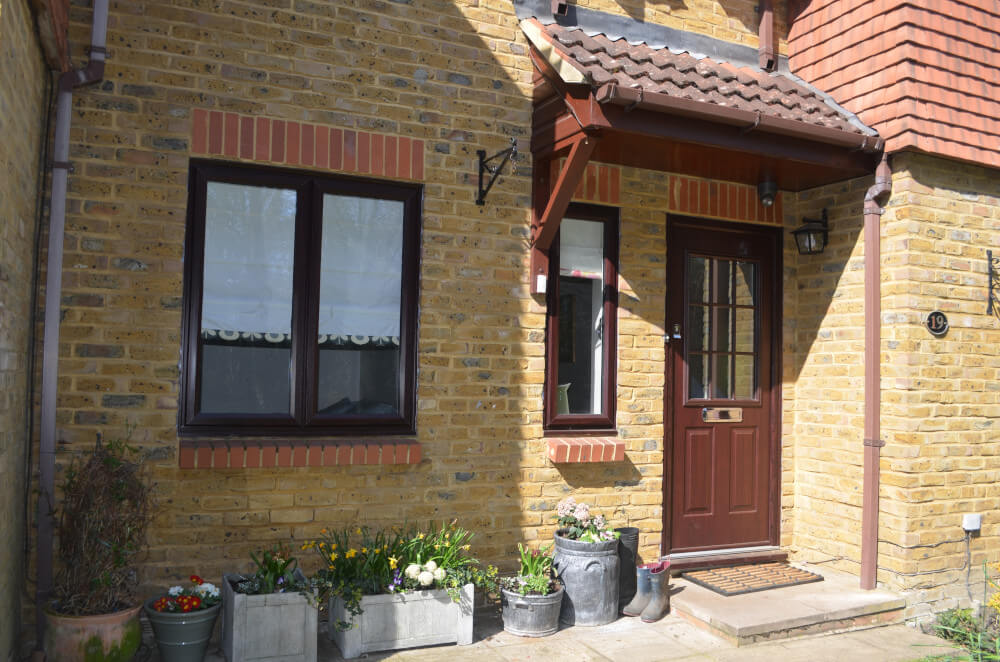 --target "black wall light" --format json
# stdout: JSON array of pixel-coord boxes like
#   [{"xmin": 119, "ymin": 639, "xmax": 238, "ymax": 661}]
[{"xmin": 792, "ymin": 208, "xmax": 829, "ymax": 255}]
